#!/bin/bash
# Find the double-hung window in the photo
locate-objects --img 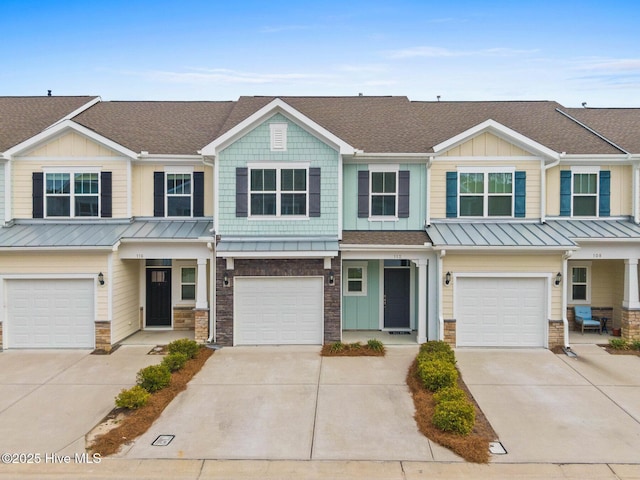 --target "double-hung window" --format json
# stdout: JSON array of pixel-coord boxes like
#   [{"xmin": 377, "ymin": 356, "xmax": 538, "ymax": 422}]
[
  {"xmin": 459, "ymin": 169, "xmax": 513, "ymax": 217},
  {"xmin": 370, "ymin": 170, "xmax": 397, "ymax": 217},
  {"xmin": 569, "ymin": 264, "xmax": 590, "ymax": 303},
  {"xmin": 181, "ymin": 267, "xmax": 196, "ymax": 301},
  {"xmin": 166, "ymin": 173, "xmax": 192, "ymax": 217},
  {"xmin": 250, "ymin": 167, "xmax": 308, "ymax": 217},
  {"xmin": 572, "ymin": 172, "xmax": 598, "ymax": 217},
  {"xmin": 45, "ymin": 172, "xmax": 99, "ymax": 217},
  {"xmin": 344, "ymin": 263, "xmax": 367, "ymax": 296}
]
